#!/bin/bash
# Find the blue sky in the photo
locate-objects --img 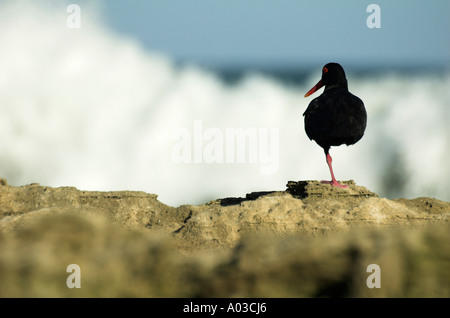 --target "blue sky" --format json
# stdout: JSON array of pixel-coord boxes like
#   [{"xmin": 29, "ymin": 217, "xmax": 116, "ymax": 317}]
[{"xmin": 96, "ymin": 0, "xmax": 450, "ymax": 71}]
